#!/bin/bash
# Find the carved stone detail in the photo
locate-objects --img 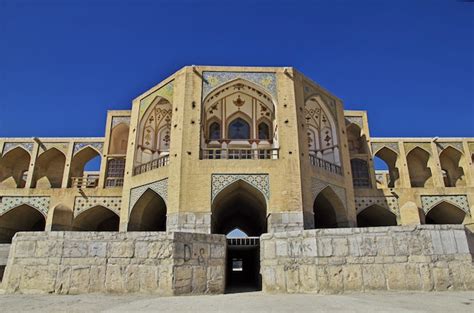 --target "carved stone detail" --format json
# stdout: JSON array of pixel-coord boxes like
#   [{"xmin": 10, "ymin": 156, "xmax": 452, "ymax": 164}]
[
  {"xmin": 371, "ymin": 142, "xmax": 400, "ymax": 154},
  {"xmin": 404, "ymin": 142, "xmax": 432, "ymax": 155},
  {"xmin": 355, "ymin": 196, "xmax": 399, "ymax": 216},
  {"xmin": 211, "ymin": 174, "xmax": 269, "ymax": 202},
  {"xmin": 0, "ymin": 196, "xmax": 49, "ymax": 217},
  {"xmin": 2, "ymin": 142, "xmax": 34, "ymax": 155},
  {"xmin": 311, "ymin": 177, "xmax": 346, "ymax": 207},
  {"xmin": 74, "ymin": 196, "xmax": 121, "ymax": 217},
  {"xmin": 112, "ymin": 116, "xmax": 131, "ymax": 128},
  {"xmin": 421, "ymin": 195, "xmax": 470, "ymax": 215},
  {"xmin": 435, "ymin": 142, "xmax": 464, "ymax": 154},
  {"xmin": 129, "ymin": 178, "xmax": 168, "ymax": 213},
  {"xmin": 345, "ymin": 116, "xmax": 363, "ymax": 129}
]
